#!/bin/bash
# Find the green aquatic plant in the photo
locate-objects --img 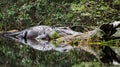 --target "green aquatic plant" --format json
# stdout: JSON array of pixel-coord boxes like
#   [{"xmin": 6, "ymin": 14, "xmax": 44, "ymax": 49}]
[
  {"xmin": 90, "ymin": 40, "xmax": 120, "ymax": 47},
  {"xmin": 50, "ymin": 40, "xmax": 59, "ymax": 48},
  {"xmin": 50, "ymin": 31, "xmax": 60, "ymax": 48},
  {"xmin": 50, "ymin": 31, "xmax": 59, "ymax": 39}
]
